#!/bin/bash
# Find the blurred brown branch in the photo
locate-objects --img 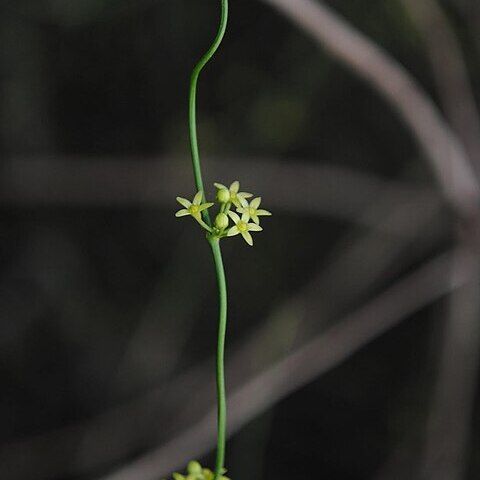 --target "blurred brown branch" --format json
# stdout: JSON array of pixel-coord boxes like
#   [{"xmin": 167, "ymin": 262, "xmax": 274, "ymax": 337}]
[
  {"xmin": 100, "ymin": 248, "xmax": 475, "ymax": 480},
  {"xmin": 254, "ymin": 5, "xmax": 480, "ymax": 476},
  {"xmin": 4, "ymin": 2, "xmax": 480, "ymax": 478},
  {"xmin": 399, "ymin": 2, "xmax": 480, "ymax": 478},
  {"xmin": 0, "ymin": 156, "xmax": 437, "ymax": 233},
  {"xmin": 259, "ymin": 0, "xmax": 480, "ymax": 217},
  {"xmin": 403, "ymin": 0, "xmax": 480, "ymax": 172},
  {"xmin": 420, "ymin": 262, "xmax": 480, "ymax": 480},
  {"xmin": 0, "ymin": 160, "xmax": 442, "ymax": 480}
]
